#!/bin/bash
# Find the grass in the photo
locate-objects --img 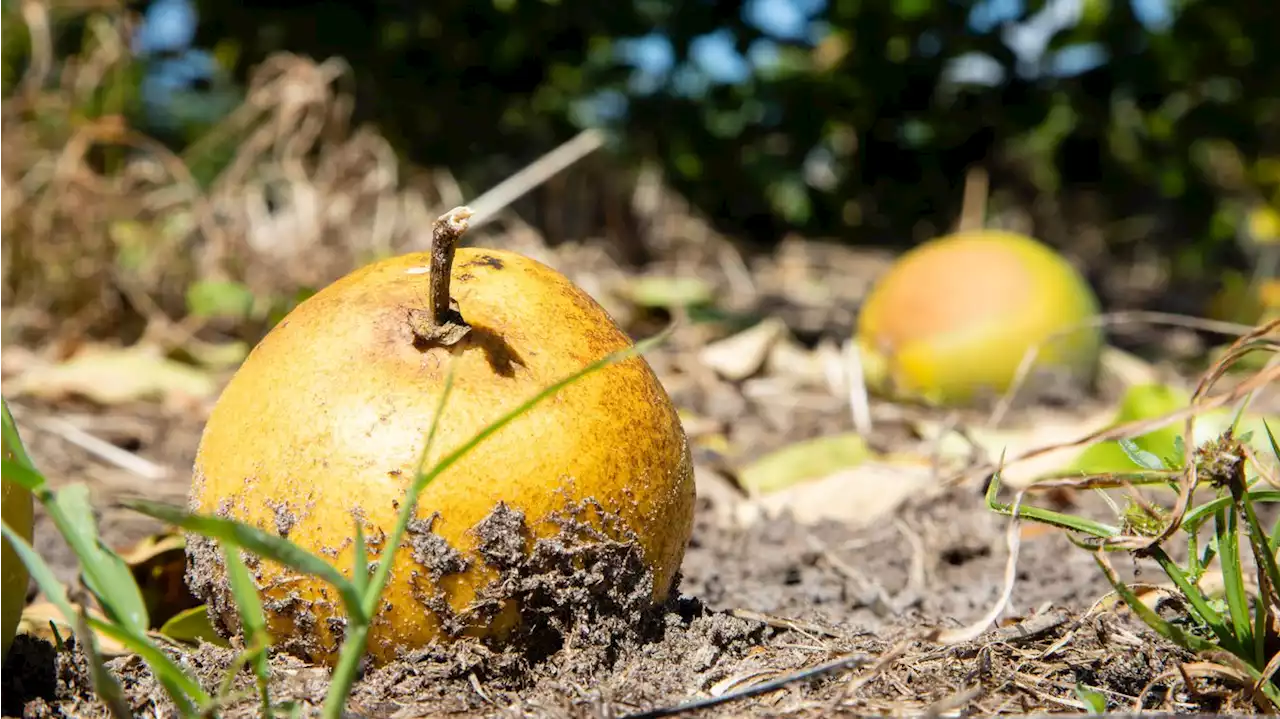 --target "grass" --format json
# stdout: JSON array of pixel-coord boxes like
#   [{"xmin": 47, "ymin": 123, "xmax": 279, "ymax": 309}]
[
  {"xmin": 985, "ymin": 323, "xmax": 1280, "ymax": 711},
  {"xmin": 0, "ymin": 325, "xmax": 671, "ymax": 719}
]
